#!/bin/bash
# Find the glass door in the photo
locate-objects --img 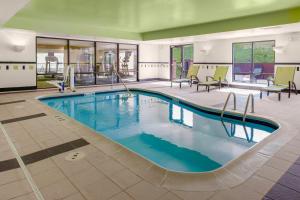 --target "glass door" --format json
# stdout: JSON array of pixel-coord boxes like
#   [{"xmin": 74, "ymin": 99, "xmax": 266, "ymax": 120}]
[
  {"xmin": 171, "ymin": 45, "xmax": 193, "ymax": 80},
  {"xmin": 183, "ymin": 45, "xmax": 193, "ymax": 78},
  {"xmin": 171, "ymin": 46, "xmax": 182, "ymax": 80}
]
